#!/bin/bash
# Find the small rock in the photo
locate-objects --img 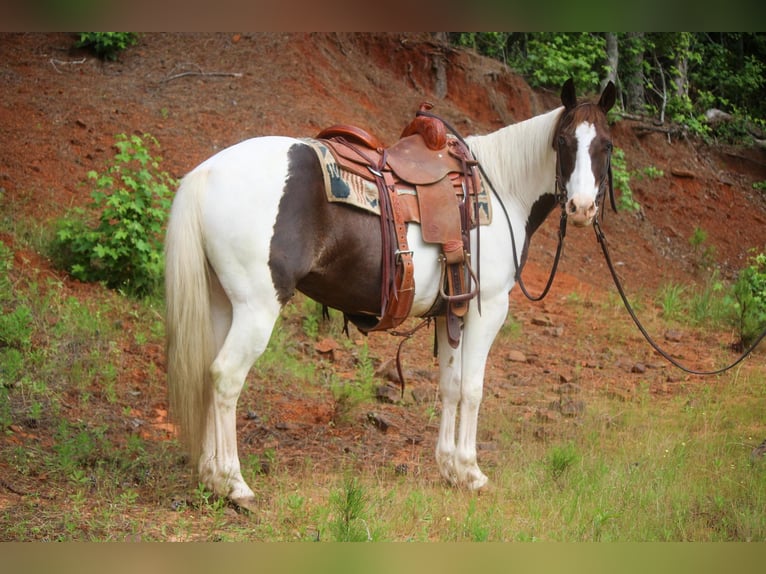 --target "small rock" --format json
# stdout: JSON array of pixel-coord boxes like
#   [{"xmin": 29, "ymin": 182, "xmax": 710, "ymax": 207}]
[
  {"xmin": 411, "ymin": 387, "xmax": 433, "ymax": 405},
  {"xmin": 367, "ymin": 412, "xmax": 392, "ymax": 432},
  {"xmin": 664, "ymin": 330, "xmax": 683, "ymax": 342},
  {"xmin": 558, "ymin": 382, "xmax": 581, "ymax": 395},
  {"xmin": 543, "ymin": 325, "xmax": 565, "ymax": 337},
  {"xmin": 531, "ymin": 315, "xmax": 553, "ymax": 327},
  {"xmin": 631, "ymin": 362, "xmax": 647, "ymax": 374},
  {"xmin": 508, "ymin": 350, "xmax": 527, "ymax": 363},
  {"xmin": 376, "ymin": 384, "xmax": 401, "ymax": 404},
  {"xmin": 750, "ymin": 439, "xmax": 766, "ymax": 462}
]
